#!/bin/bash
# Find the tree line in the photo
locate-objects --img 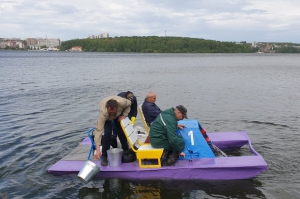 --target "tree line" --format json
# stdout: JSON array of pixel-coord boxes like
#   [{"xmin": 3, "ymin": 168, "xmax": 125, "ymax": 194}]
[
  {"xmin": 275, "ymin": 46, "xmax": 300, "ymax": 53},
  {"xmin": 60, "ymin": 36, "xmax": 259, "ymax": 53}
]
